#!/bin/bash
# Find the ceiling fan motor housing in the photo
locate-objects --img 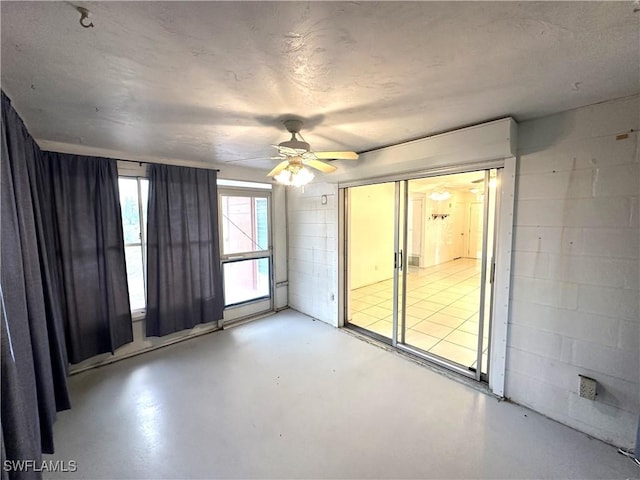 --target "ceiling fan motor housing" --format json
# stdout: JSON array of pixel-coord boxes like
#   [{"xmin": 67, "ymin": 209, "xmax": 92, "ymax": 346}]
[{"xmin": 283, "ymin": 119, "xmax": 304, "ymax": 134}]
